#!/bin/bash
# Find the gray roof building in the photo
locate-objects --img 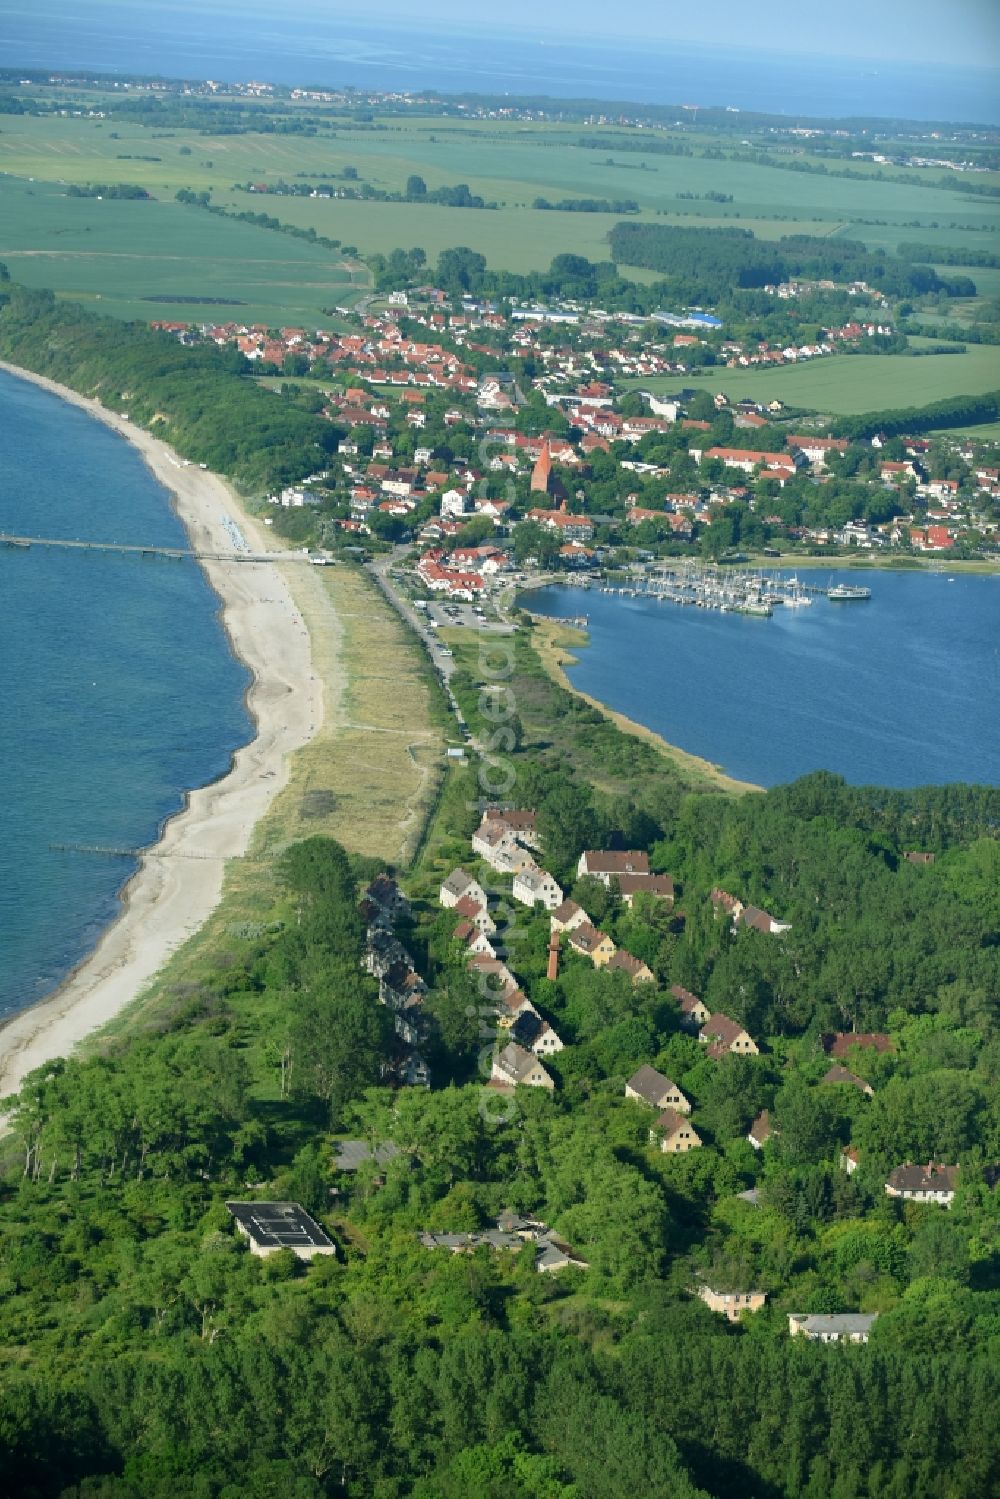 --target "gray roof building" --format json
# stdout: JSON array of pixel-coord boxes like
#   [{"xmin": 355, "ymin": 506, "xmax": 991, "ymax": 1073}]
[
  {"xmin": 788, "ymin": 1313, "xmax": 878, "ymax": 1342},
  {"xmin": 226, "ymin": 1202, "xmax": 337, "ymax": 1260}
]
